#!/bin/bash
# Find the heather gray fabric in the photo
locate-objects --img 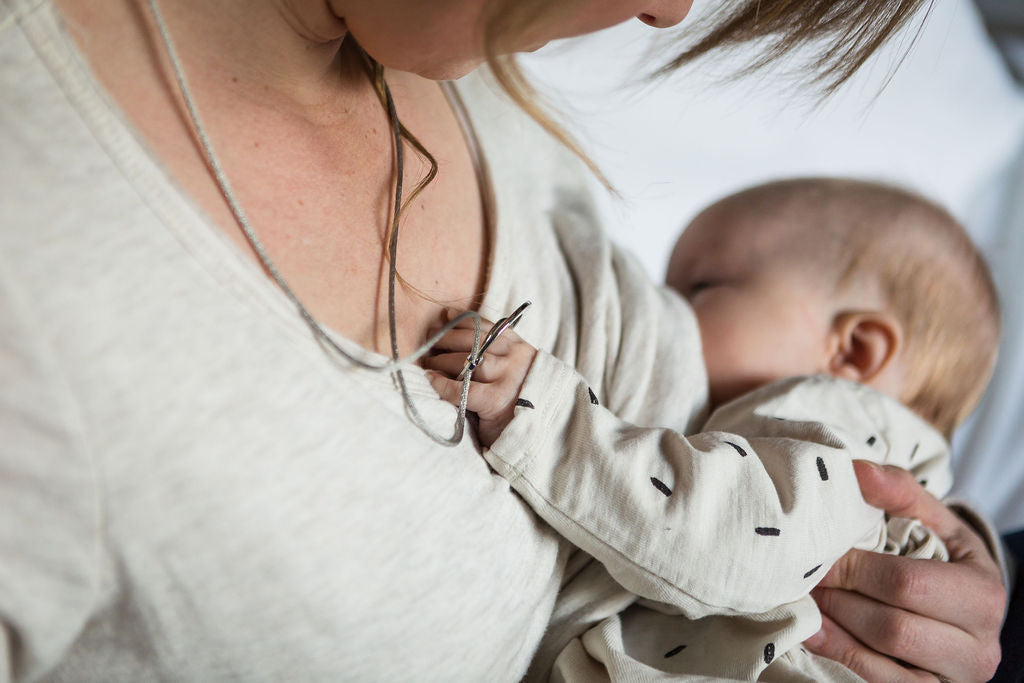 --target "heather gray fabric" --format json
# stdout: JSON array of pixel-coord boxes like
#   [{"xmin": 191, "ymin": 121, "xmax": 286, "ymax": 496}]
[{"xmin": 0, "ymin": 1, "xmax": 706, "ymax": 680}]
